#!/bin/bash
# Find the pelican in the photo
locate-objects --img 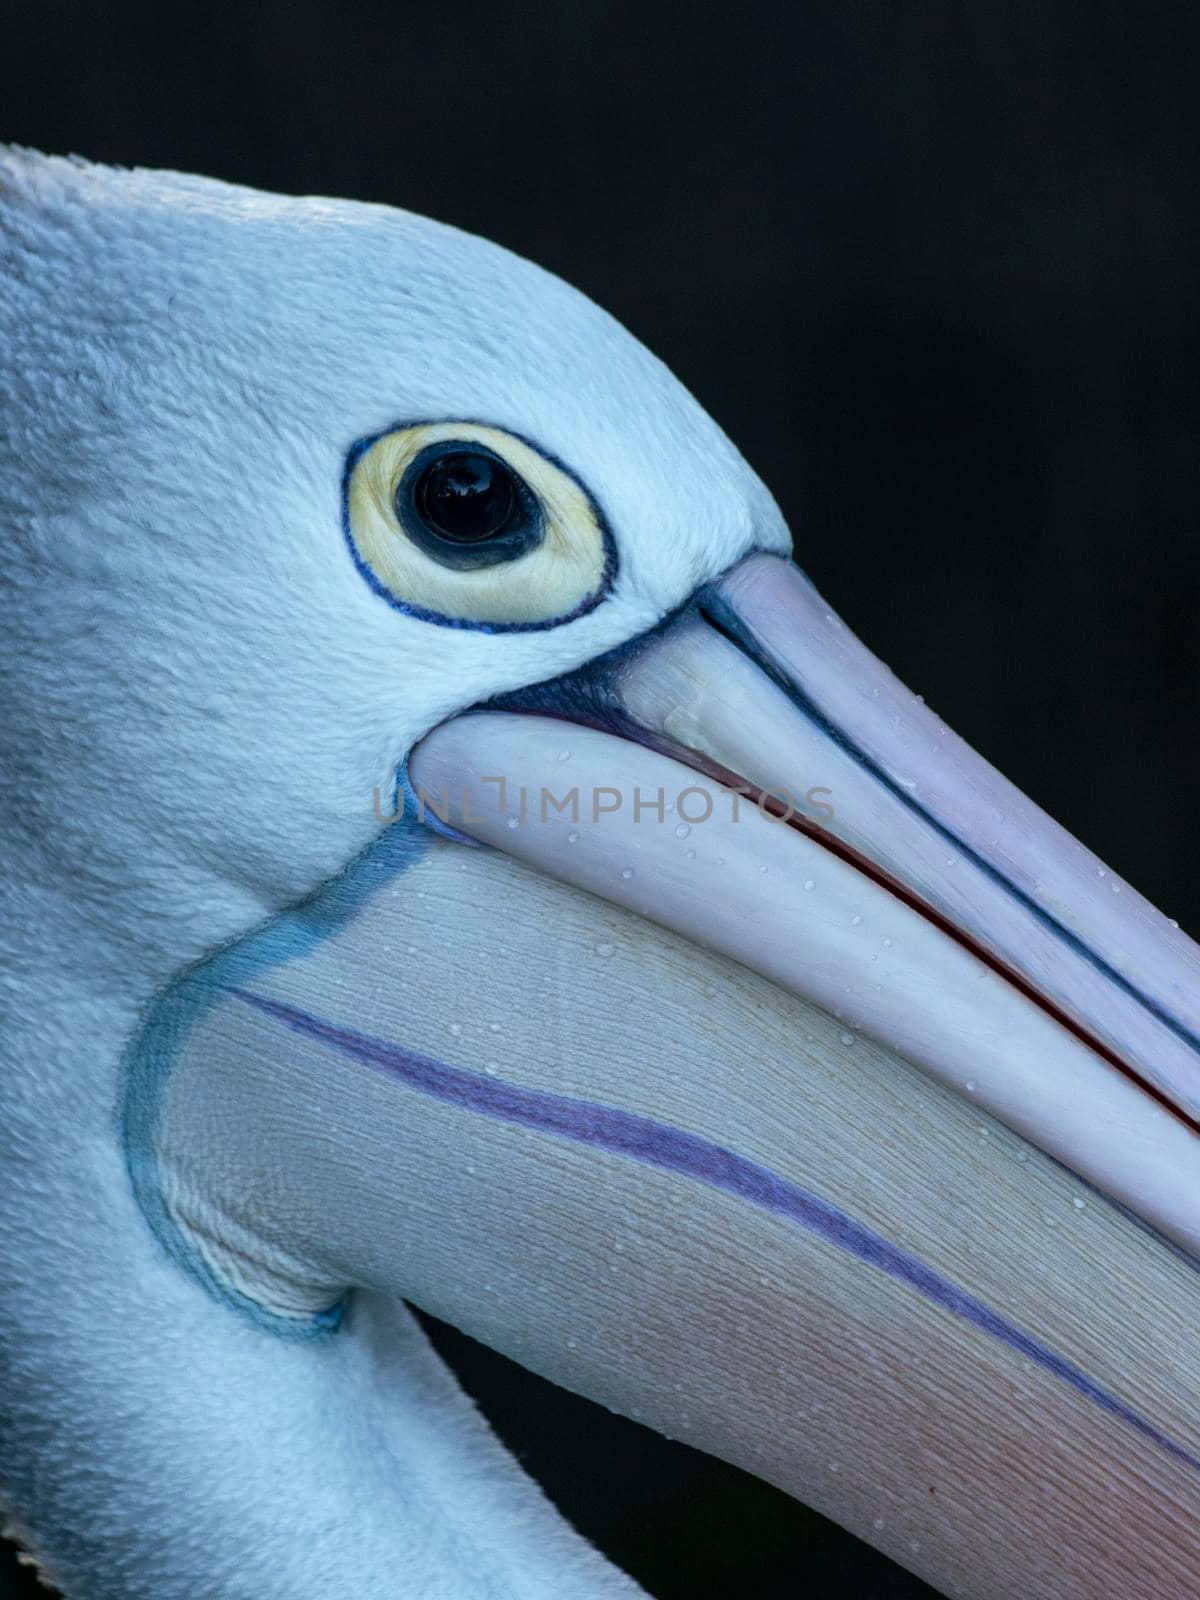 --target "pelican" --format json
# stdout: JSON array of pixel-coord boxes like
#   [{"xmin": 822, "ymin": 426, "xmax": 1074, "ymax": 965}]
[{"xmin": 1, "ymin": 147, "xmax": 1198, "ymax": 1600}]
